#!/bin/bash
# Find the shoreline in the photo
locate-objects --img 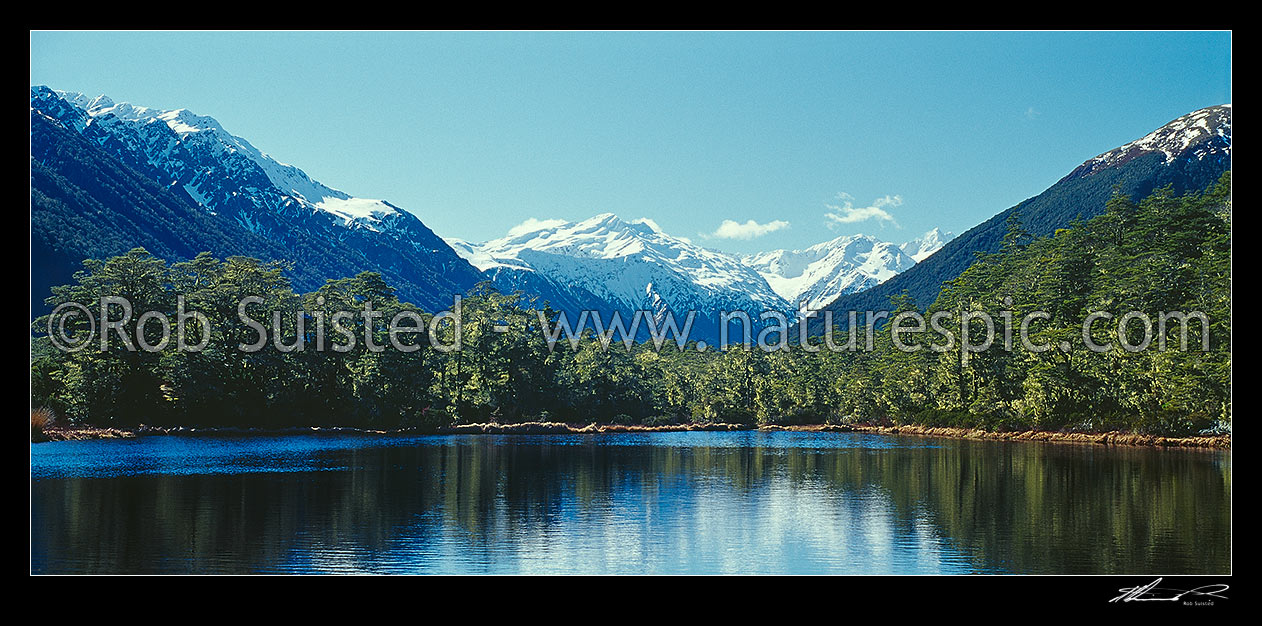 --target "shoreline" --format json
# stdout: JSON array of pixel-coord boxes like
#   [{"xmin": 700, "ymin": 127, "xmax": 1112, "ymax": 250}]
[
  {"xmin": 763, "ymin": 423, "xmax": 1231, "ymax": 449},
  {"xmin": 32, "ymin": 421, "xmax": 1231, "ymax": 450}
]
